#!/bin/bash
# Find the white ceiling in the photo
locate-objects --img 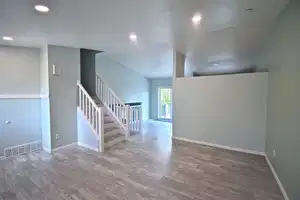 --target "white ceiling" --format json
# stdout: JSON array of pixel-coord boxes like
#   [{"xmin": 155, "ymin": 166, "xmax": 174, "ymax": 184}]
[{"xmin": 0, "ymin": 0, "xmax": 289, "ymax": 78}]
